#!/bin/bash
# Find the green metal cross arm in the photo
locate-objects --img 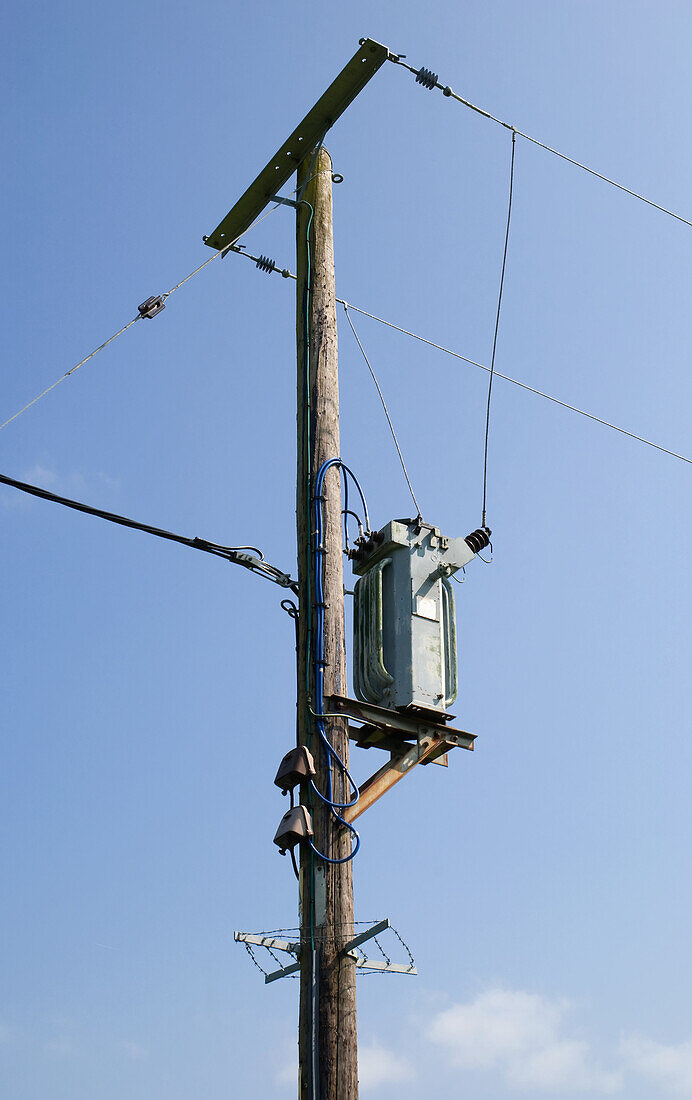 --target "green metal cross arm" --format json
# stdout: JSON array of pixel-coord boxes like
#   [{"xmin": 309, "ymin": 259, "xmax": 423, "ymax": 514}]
[{"xmin": 203, "ymin": 38, "xmax": 392, "ymax": 252}]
